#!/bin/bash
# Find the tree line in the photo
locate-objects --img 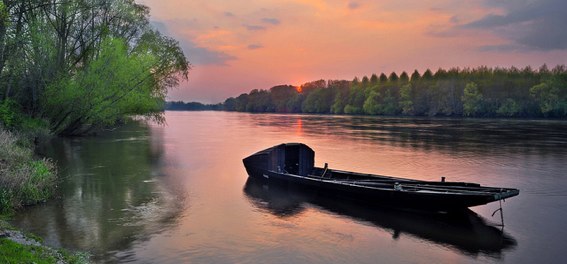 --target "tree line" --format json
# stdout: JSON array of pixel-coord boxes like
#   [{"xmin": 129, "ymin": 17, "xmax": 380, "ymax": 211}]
[
  {"xmin": 221, "ymin": 65, "xmax": 567, "ymax": 118},
  {"xmin": 166, "ymin": 101, "xmax": 223, "ymax": 111},
  {"xmin": 0, "ymin": 0, "xmax": 189, "ymax": 135}
]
